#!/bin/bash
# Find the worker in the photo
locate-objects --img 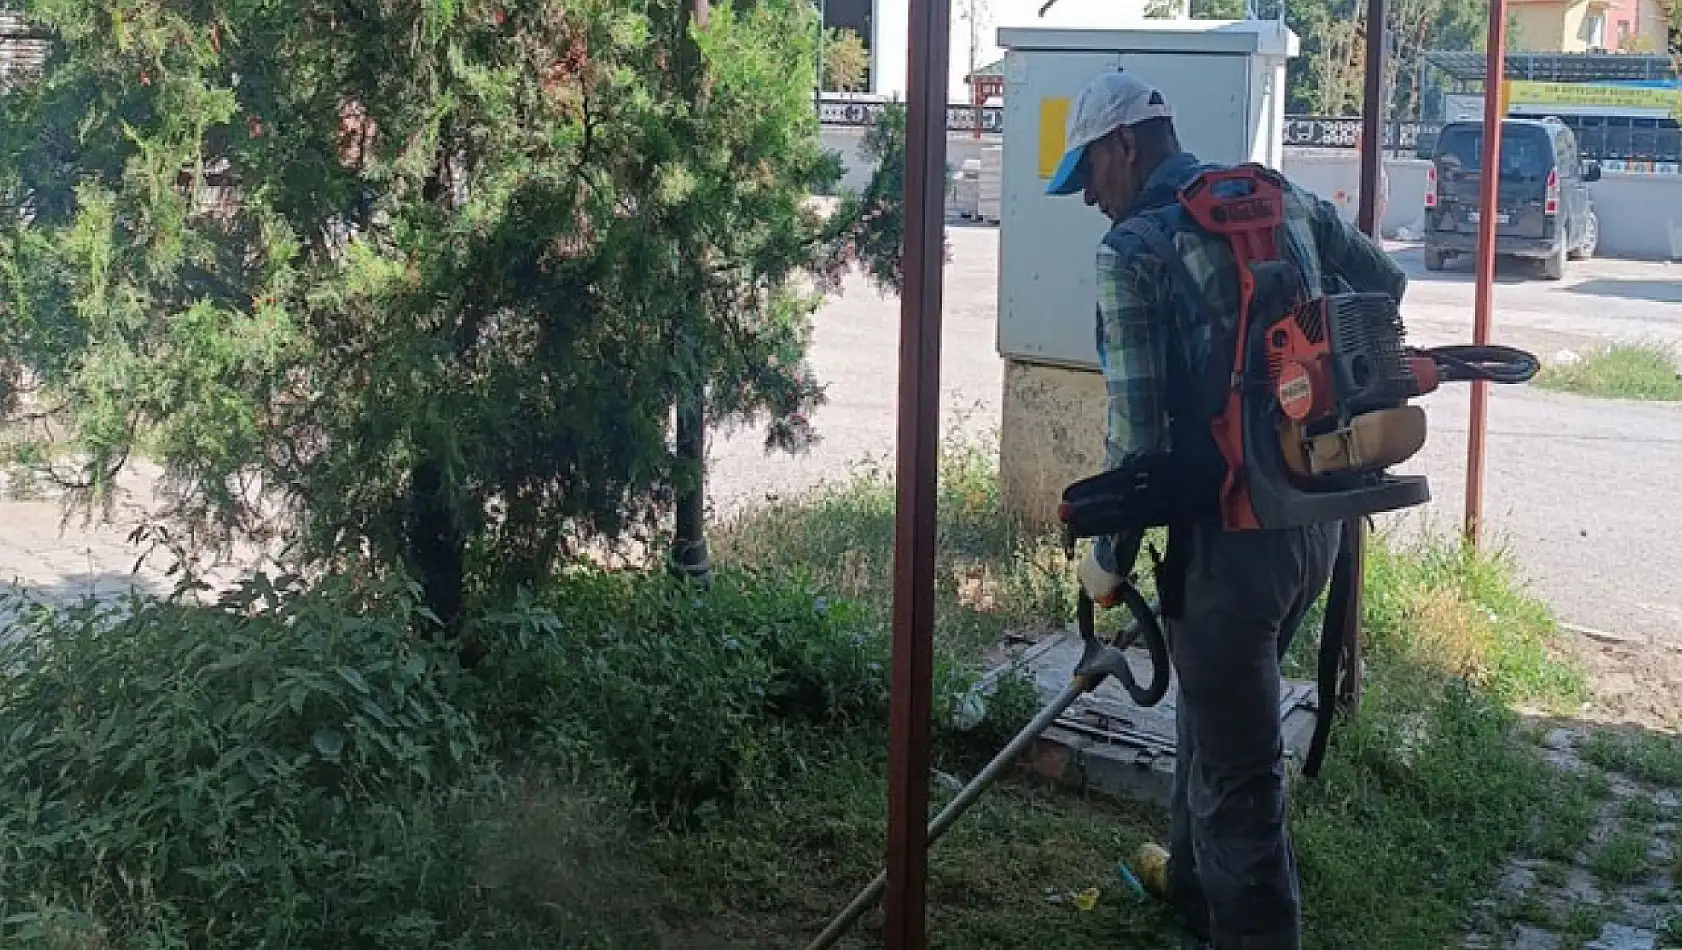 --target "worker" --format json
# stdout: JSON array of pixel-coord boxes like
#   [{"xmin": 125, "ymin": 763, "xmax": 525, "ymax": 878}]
[{"xmin": 1045, "ymin": 71, "xmax": 1407, "ymax": 950}]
